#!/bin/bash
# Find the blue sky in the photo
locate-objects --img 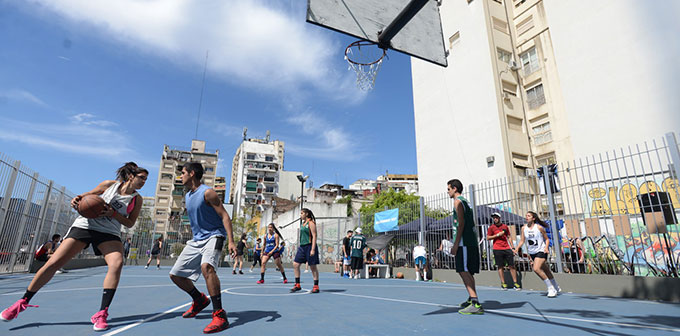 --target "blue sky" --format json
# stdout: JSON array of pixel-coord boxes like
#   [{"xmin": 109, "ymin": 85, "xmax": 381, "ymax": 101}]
[{"xmin": 0, "ymin": 0, "xmax": 418, "ymax": 198}]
